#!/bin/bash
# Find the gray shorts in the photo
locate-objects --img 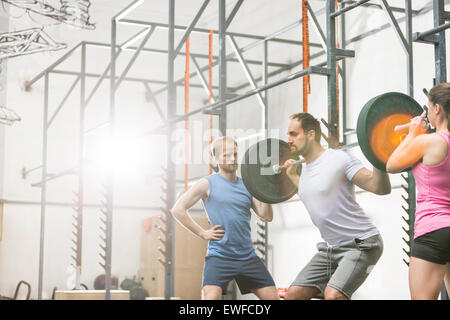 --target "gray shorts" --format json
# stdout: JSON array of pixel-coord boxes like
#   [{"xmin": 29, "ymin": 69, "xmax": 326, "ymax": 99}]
[{"xmin": 291, "ymin": 234, "xmax": 383, "ymax": 299}]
